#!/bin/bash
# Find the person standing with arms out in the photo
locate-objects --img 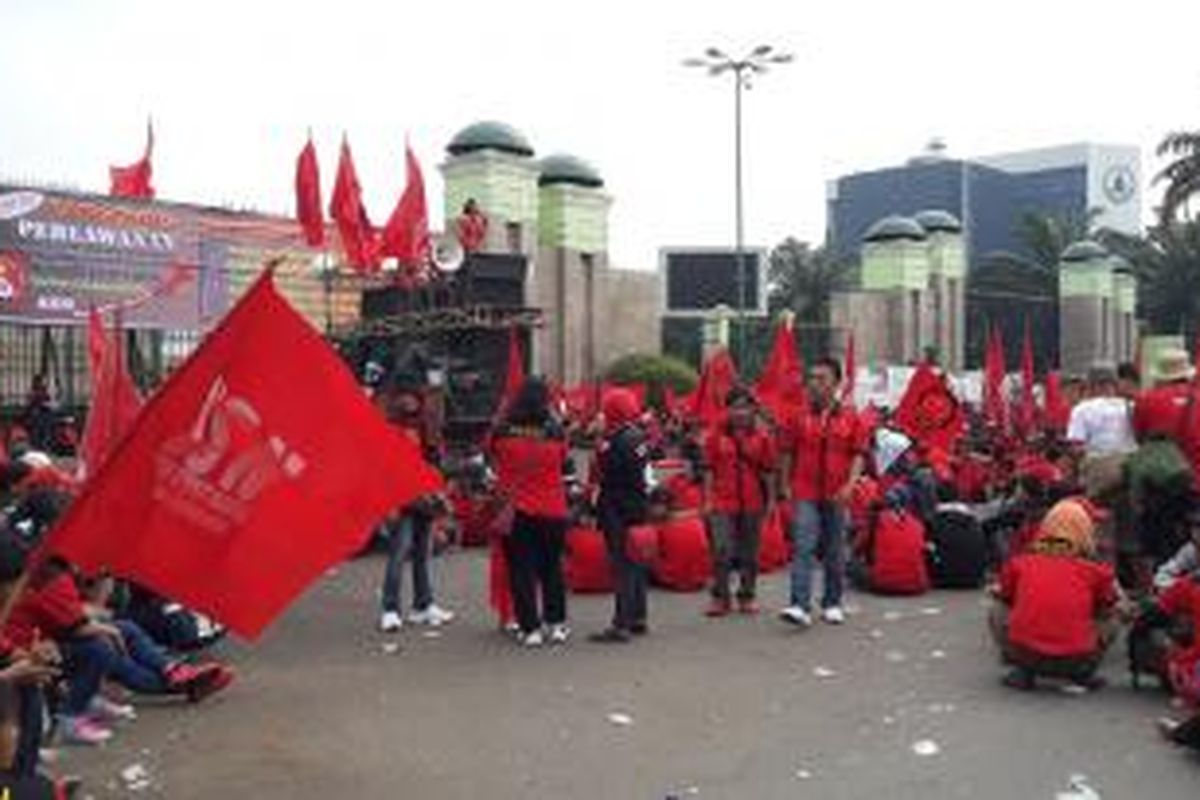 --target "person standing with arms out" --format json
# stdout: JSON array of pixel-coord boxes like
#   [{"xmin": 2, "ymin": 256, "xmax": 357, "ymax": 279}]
[
  {"xmin": 378, "ymin": 383, "xmax": 454, "ymax": 633},
  {"xmin": 590, "ymin": 389, "xmax": 651, "ymax": 644},
  {"xmin": 703, "ymin": 386, "xmax": 776, "ymax": 617},
  {"xmin": 779, "ymin": 357, "xmax": 867, "ymax": 627},
  {"xmin": 490, "ymin": 377, "xmax": 572, "ymax": 647}
]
